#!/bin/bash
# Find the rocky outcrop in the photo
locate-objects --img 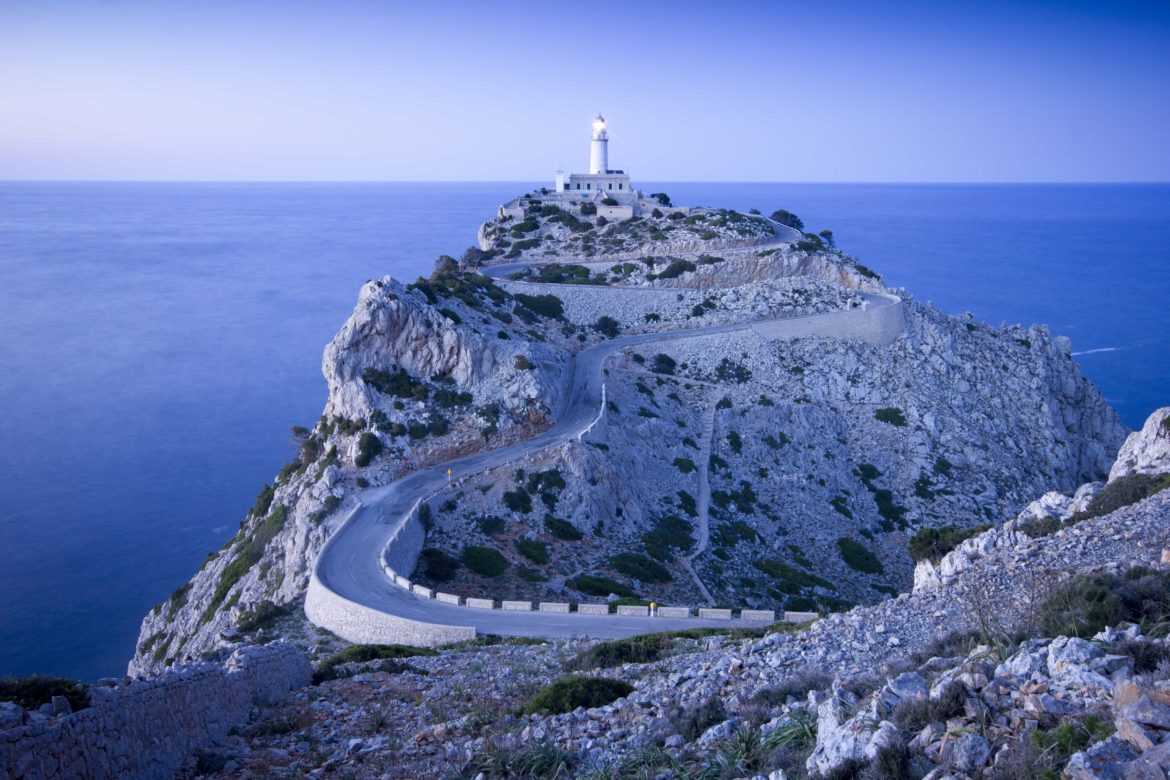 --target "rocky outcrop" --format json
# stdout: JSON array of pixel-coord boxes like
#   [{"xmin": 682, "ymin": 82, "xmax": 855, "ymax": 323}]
[
  {"xmin": 1109, "ymin": 406, "xmax": 1170, "ymax": 481},
  {"xmin": 915, "ymin": 405, "xmax": 1168, "ymax": 594}
]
